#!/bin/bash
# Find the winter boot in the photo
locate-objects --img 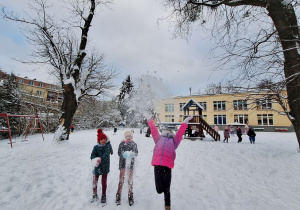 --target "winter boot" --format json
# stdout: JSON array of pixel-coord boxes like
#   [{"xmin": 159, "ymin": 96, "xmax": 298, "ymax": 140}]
[
  {"xmin": 116, "ymin": 193, "xmax": 121, "ymax": 206},
  {"xmin": 128, "ymin": 193, "xmax": 134, "ymax": 206},
  {"xmin": 165, "ymin": 205, "xmax": 171, "ymax": 210},
  {"xmin": 101, "ymin": 195, "xmax": 106, "ymax": 204},
  {"xmin": 91, "ymin": 194, "xmax": 99, "ymax": 203}
]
